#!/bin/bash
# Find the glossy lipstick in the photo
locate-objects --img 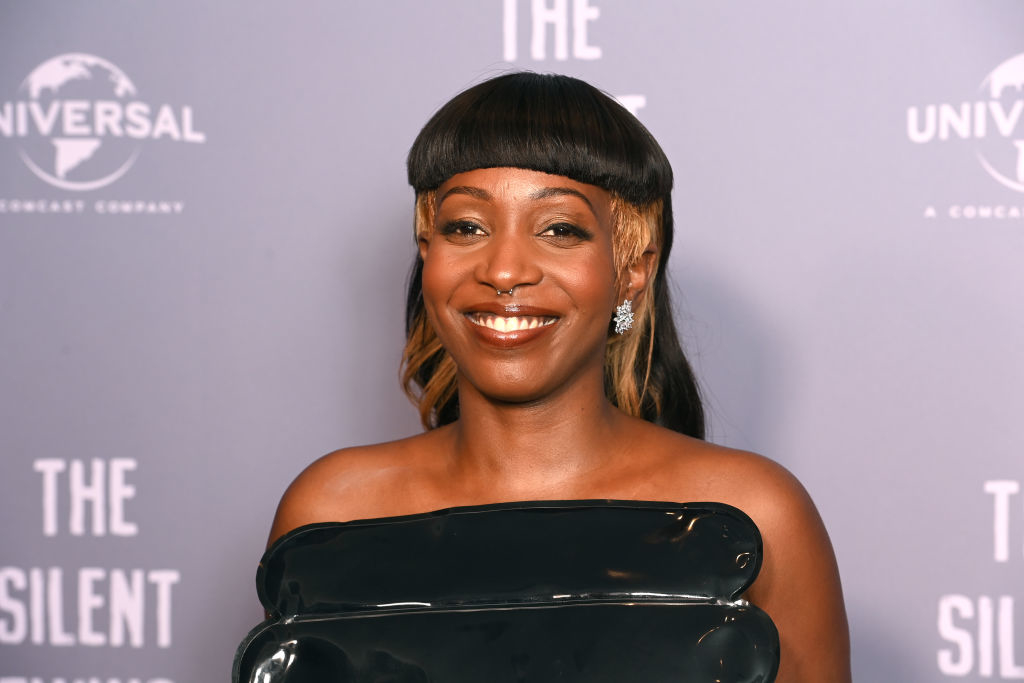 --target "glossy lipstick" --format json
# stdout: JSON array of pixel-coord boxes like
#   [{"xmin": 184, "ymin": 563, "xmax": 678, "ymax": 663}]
[{"xmin": 462, "ymin": 303, "xmax": 559, "ymax": 348}]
